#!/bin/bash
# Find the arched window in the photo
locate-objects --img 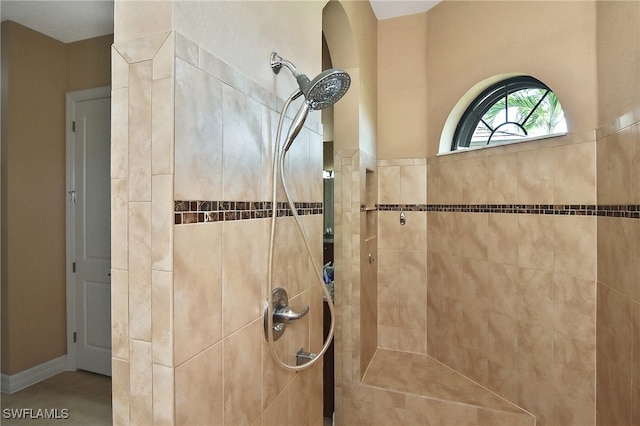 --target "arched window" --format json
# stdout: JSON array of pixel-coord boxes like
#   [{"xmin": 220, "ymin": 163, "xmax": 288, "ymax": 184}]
[{"xmin": 451, "ymin": 76, "xmax": 567, "ymax": 151}]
